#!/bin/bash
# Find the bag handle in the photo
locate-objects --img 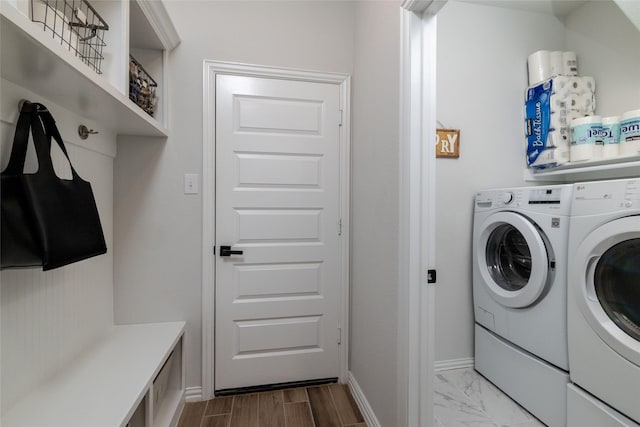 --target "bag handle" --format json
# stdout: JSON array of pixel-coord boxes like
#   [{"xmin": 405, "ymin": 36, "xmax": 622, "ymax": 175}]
[
  {"xmin": 2, "ymin": 102, "xmax": 39, "ymax": 175},
  {"xmin": 33, "ymin": 103, "xmax": 82, "ymax": 181}
]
